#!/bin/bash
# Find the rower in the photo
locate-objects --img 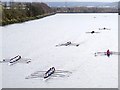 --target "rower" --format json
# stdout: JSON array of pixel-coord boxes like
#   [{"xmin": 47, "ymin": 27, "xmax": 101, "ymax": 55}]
[{"xmin": 107, "ymin": 49, "xmax": 110, "ymax": 57}]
